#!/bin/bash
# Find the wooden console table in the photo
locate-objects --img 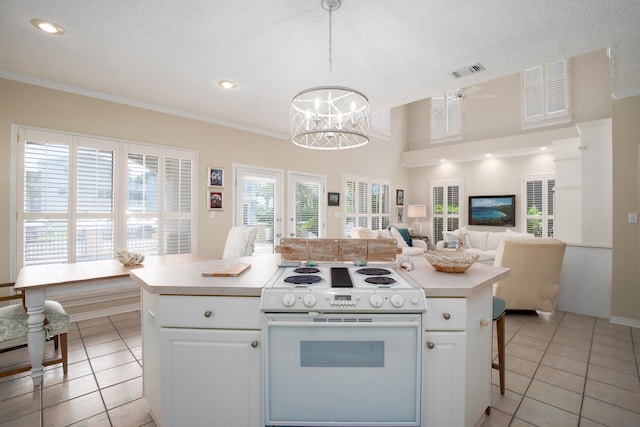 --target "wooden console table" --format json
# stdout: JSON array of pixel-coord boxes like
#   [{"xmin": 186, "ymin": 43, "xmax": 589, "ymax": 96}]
[{"xmin": 14, "ymin": 254, "xmax": 208, "ymax": 387}]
